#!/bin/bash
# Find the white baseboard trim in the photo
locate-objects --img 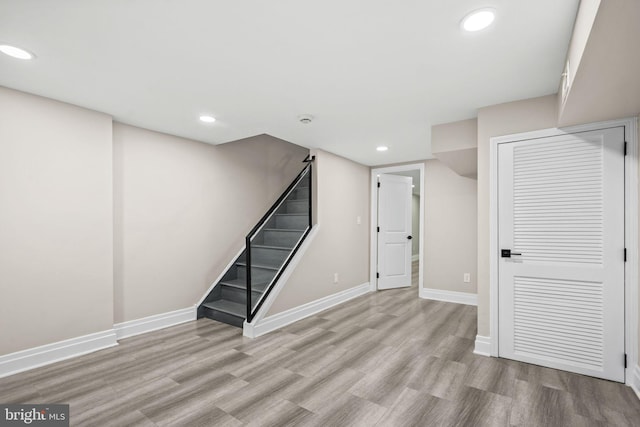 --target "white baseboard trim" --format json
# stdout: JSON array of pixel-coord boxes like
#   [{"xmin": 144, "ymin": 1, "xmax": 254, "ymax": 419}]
[
  {"xmin": 0, "ymin": 329, "xmax": 118, "ymax": 379},
  {"xmin": 474, "ymin": 335, "xmax": 492, "ymax": 357},
  {"xmin": 244, "ymin": 282, "xmax": 371, "ymax": 338},
  {"xmin": 114, "ymin": 306, "xmax": 197, "ymax": 340},
  {"xmin": 411, "ymin": 254, "xmax": 419, "ymax": 262},
  {"xmin": 419, "ymin": 288, "xmax": 477, "ymax": 306},
  {"xmin": 630, "ymin": 364, "xmax": 640, "ymax": 400}
]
